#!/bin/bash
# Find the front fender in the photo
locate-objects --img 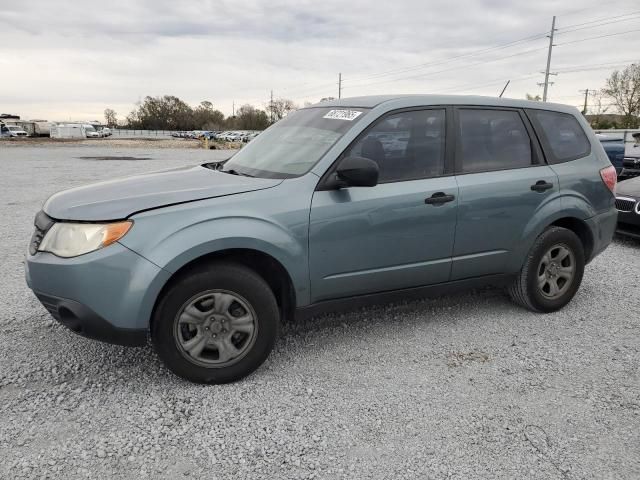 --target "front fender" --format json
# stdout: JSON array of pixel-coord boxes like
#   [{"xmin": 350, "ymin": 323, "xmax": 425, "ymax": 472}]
[
  {"xmin": 120, "ymin": 202, "xmax": 311, "ymax": 306},
  {"xmin": 154, "ymin": 218, "xmax": 308, "ymax": 303}
]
